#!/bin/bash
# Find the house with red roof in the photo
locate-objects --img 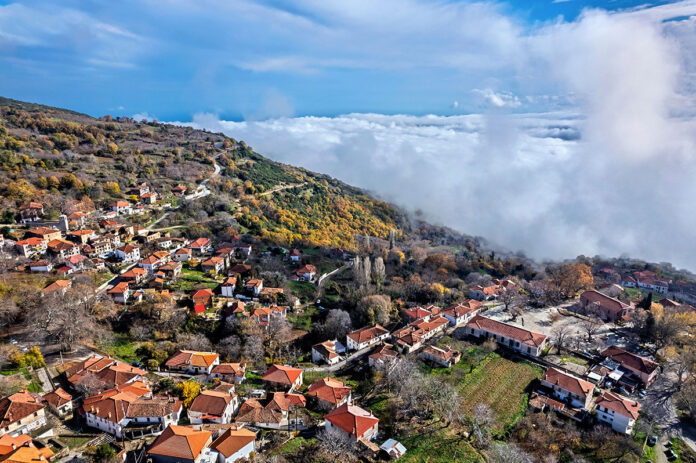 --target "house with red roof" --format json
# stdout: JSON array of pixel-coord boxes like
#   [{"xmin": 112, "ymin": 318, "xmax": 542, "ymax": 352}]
[
  {"xmin": 311, "ymin": 340, "xmax": 346, "ymax": 365},
  {"xmin": 580, "ymin": 290, "xmax": 633, "ymax": 322},
  {"xmin": 306, "ymin": 377, "xmax": 352, "ymax": 410},
  {"xmin": 261, "ymin": 365, "xmax": 303, "ymax": 392},
  {"xmin": 171, "ymin": 185, "xmax": 187, "ymax": 196},
  {"xmin": 540, "ymin": 367, "xmax": 595, "ymax": 410},
  {"xmin": 291, "ymin": 264, "xmax": 317, "ymax": 282},
  {"xmin": 65, "ymin": 254, "xmax": 87, "ymax": 270},
  {"xmin": 403, "ymin": 306, "xmax": 434, "ymax": 323},
  {"xmin": 324, "ymin": 403, "xmax": 379, "ymax": 442},
  {"xmin": 0, "ymin": 391, "xmax": 47, "ymax": 437},
  {"xmin": 235, "ymin": 394, "xmax": 305, "ymax": 430},
  {"xmin": 29, "ymin": 260, "xmax": 52, "ymax": 272},
  {"xmin": 443, "ymin": 300, "xmax": 482, "ymax": 326},
  {"xmin": 601, "ymin": 346, "xmax": 659, "ymax": 387},
  {"xmin": 187, "ymin": 237, "xmax": 212, "ymax": 255},
  {"xmin": 42, "ymin": 387, "xmax": 74, "ymax": 417},
  {"xmin": 0, "ymin": 433, "xmax": 54, "ymax": 462},
  {"xmin": 221, "ymin": 276, "xmax": 237, "ymax": 298},
  {"xmin": 209, "ymin": 426, "xmax": 257, "ymax": 463},
  {"xmin": 18, "ymin": 202, "xmax": 44, "ymax": 223},
  {"xmin": 188, "ymin": 390, "xmax": 239, "ymax": 425},
  {"xmin": 209, "ymin": 363, "xmax": 246, "ymax": 383},
  {"xmin": 594, "ymin": 392, "xmax": 640, "ymax": 434},
  {"xmin": 112, "ymin": 201, "xmax": 132, "ymax": 215},
  {"xmin": 147, "ymin": 425, "xmax": 213, "ymax": 463},
  {"xmin": 165, "ymin": 351, "xmax": 220, "ymax": 375},
  {"xmin": 244, "ymin": 279, "xmax": 263, "ymax": 296},
  {"xmin": 173, "ymin": 247, "xmax": 193, "ymax": 262},
  {"xmin": 14, "ymin": 237, "xmax": 46, "ymax": 257},
  {"xmin": 108, "ymin": 282, "xmax": 132, "ymax": 303},
  {"xmin": 393, "ymin": 316, "xmax": 449, "ymax": 353},
  {"xmin": 368, "ymin": 343, "xmax": 398, "ymax": 369},
  {"xmin": 115, "ymin": 244, "xmax": 140, "ymax": 263},
  {"xmin": 465, "ymin": 315, "xmax": 548, "ymax": 357},
  {"xmin": 346, "ymin": 325, "xmax": 390, "ymax": 351},
  {"xmin": 420, "ymin": 345, "xmax": 461, "ymax": 368},
  {"xmin": 192, "ymin": 289, "xmax": 215, "ymax": 308},
  {"xmin": 65, "ymin": 355, "xmax": 148, "ymax": 391},
  {"xmin": 469, "ymin": 284, "xmax": 501, "ymax": 301},
  {"xmin": 201, "ymin": 256, "xmax": 226, "ymax": 274},
  {"xmin": 42, "ymin": 279, "xmax": 72, "ymax": 296}
]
